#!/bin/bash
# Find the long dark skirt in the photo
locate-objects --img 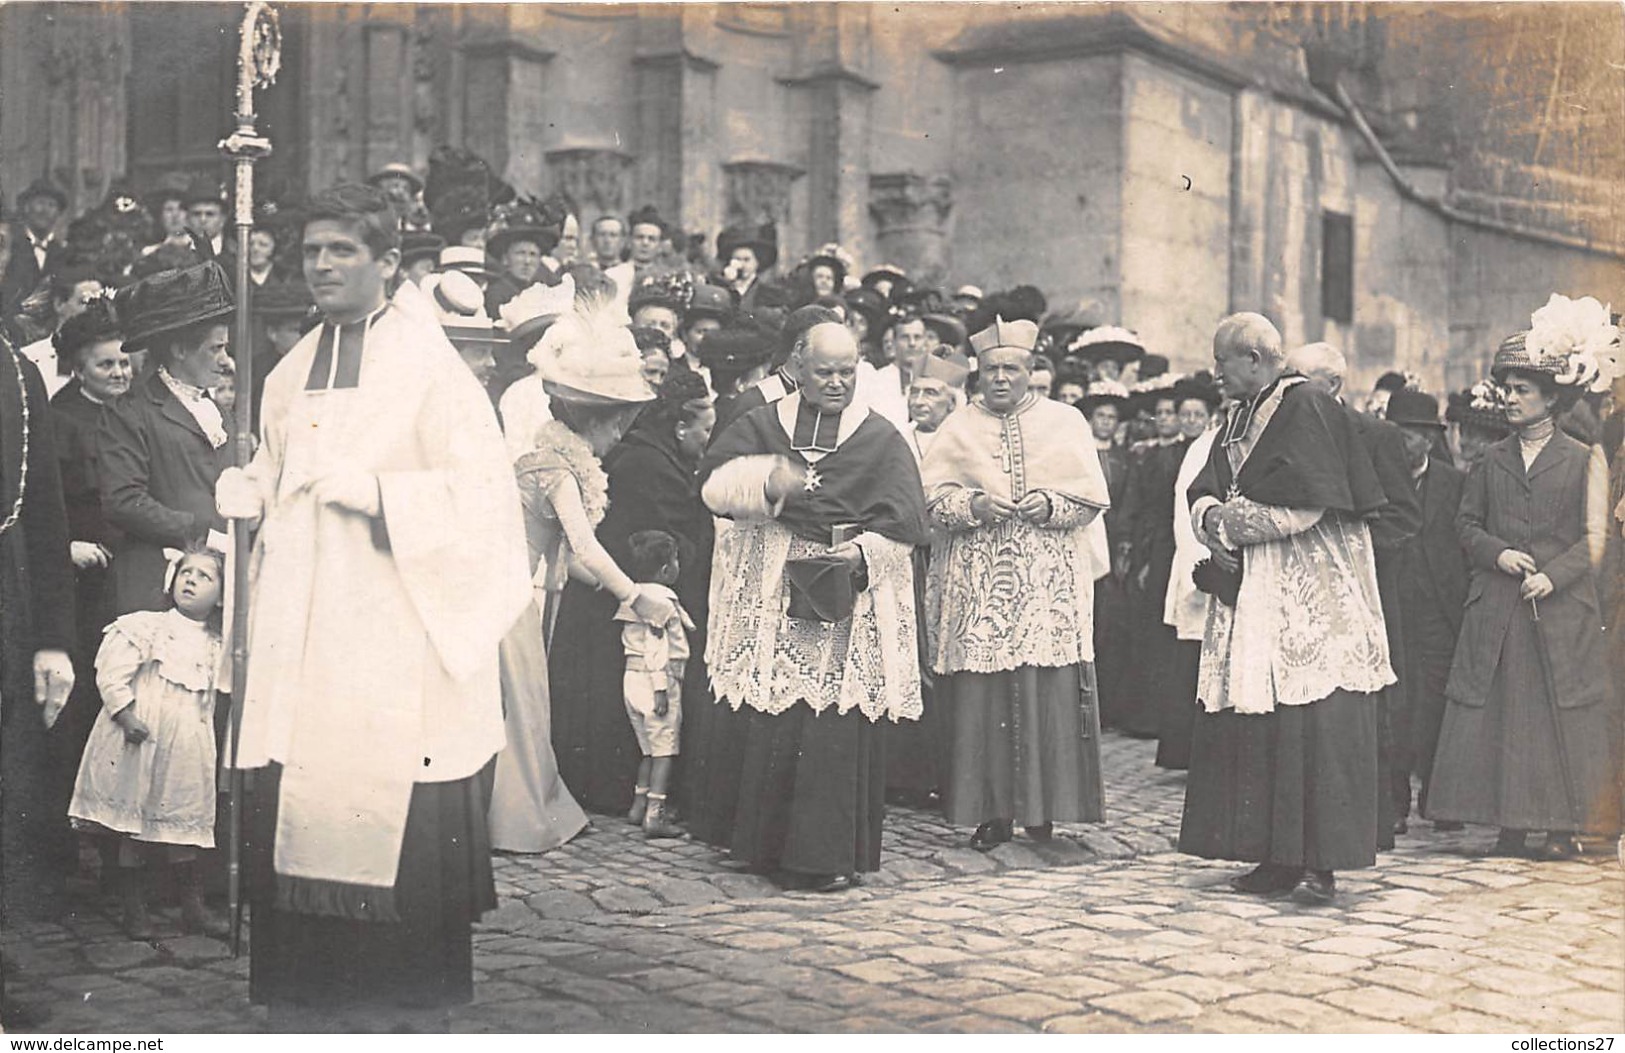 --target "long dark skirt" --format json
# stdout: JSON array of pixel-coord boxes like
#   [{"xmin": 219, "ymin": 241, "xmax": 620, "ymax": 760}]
[
  {"xmin": 676, "ymin": 659, "xmax": 749, "ymax": 848},
  {"xmin": 886, "ymin": 680, "xmax": 947, "ymax": 800},
  {"xmin": 548, "ymin": 580, "xmax": 641, "ymax": 814},
  {"xmin": 1179, "ymin": 690, "xmax": 1380, "ymax": 871},
  {"xmin": 247, "ymin": 762, "xmax": 497, "ymax": 1010},
  {"xmin": 1119, "ymin": 567, "xmax": 1175, "ymax": 737},
  {"xmin": 729, "ymin": 704, "xmax": 886, "ymax": 878},
  {"xmin": 1427, "ymin": 608, "xmax": 1621, "ymax": 835},
  {"xmin": 1403, "ymin": 601, "xmax": 1457, "ymax": 815},
  {"xmin": 1093, "ymin": 578, "xmax": 1131, "ymax": 729},
  {"xmin": 944, "ymin": 663, "xmax": 1104, "ymax": 828},
  {"xmin": 1154, "ymin": 638, "xmax": 1202, "ymax": 770}
]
